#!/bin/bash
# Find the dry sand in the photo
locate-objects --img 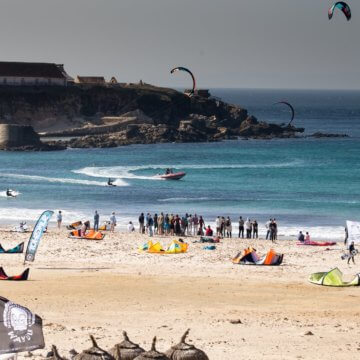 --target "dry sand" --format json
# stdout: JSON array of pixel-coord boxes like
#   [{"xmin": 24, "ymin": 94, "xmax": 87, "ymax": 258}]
[{"xmin": 1, "ymin": 227, "xmax": 359, "ymax": 359}]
